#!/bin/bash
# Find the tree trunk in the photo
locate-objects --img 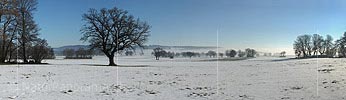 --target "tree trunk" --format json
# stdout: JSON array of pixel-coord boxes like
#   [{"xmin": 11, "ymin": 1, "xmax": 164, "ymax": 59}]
[
  {"xmin": 108, "ymin": 55, "xmax": 117, "ymax": 66},
  {"xmin": 0, "ymin": 58, "xmax": 5, "ymax": 63},
  {"xmin": 22, "ymin": 12, "xmax": 28, "ymax": 63},
  {"xmin": 22, "ymin": 42, "xmax": 27, "ymax": 63}
]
